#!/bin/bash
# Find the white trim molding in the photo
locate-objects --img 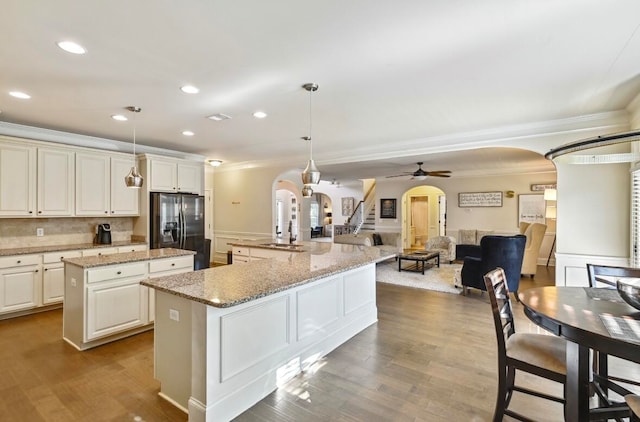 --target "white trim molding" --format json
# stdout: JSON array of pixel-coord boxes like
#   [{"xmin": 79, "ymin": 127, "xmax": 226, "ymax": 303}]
[{"xmin": 555, "ymin": 252, "xmax": 629, "ymax": 287}]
